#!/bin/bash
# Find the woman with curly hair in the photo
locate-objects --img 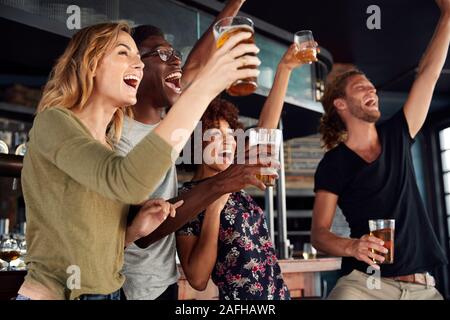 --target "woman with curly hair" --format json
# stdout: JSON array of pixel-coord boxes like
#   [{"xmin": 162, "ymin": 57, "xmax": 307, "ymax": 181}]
[{"xmin": 176, "ymin": 42, "xmax": 313, "ymax": 300}]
